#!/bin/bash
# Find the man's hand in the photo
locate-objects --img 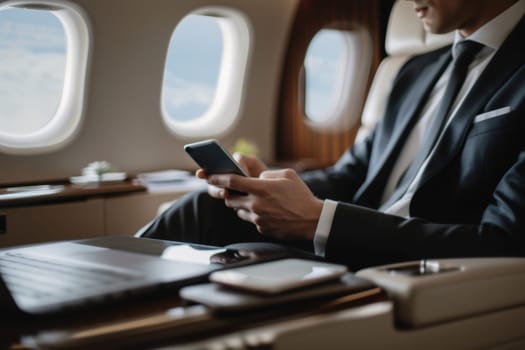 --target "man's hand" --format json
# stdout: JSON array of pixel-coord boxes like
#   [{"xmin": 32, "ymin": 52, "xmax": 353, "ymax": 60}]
[
  {"xmin": 206, "ymin": 168, "xmax": 324, "ymax": 241},
  {"xmin": 233, "ymin": 153, "xmax": 267, "ymax": 177},
  {"xmin": 196, "ymin": 153, "xmax": 267, "ymax": 198}
]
